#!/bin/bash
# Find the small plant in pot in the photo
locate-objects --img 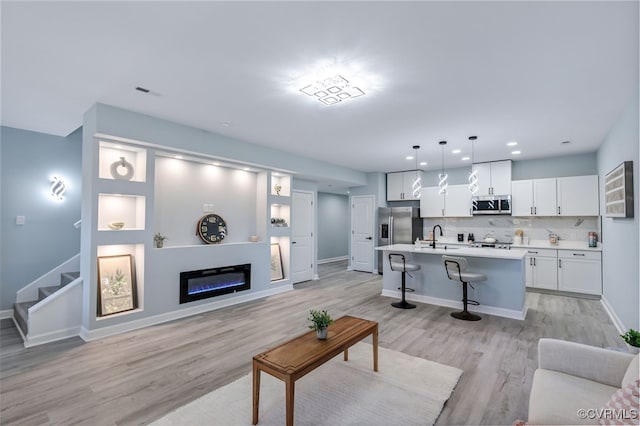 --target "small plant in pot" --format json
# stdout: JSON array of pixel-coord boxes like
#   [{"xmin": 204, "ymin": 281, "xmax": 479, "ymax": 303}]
[
  {"xmin": 154, "ymin": 233, "xmax": 167, "ymax": 248},
  {"xmin": 620, "ymin": 328, "xmax": 640, "ymax": 353},
  {"xmin": 308, "ymin": 309, "xmax": 334, "ymax": 340}
]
